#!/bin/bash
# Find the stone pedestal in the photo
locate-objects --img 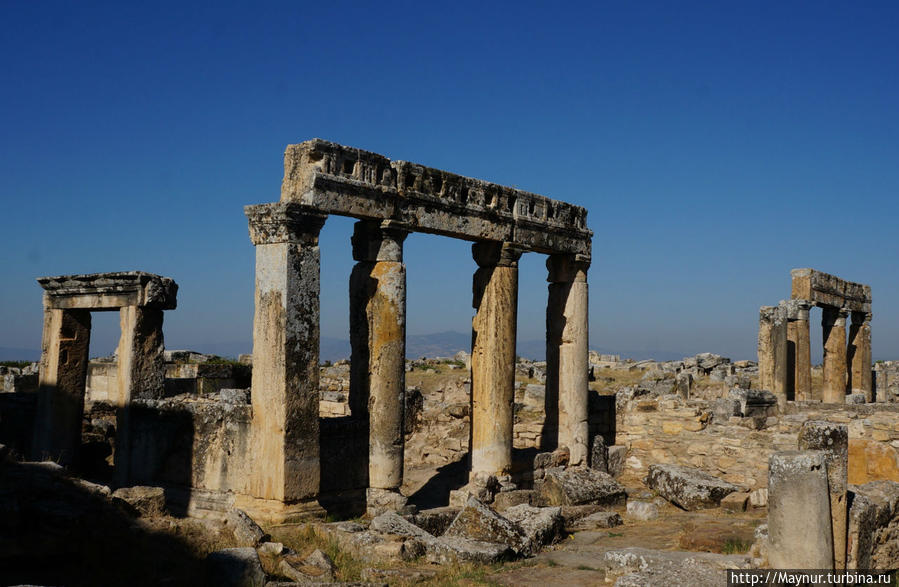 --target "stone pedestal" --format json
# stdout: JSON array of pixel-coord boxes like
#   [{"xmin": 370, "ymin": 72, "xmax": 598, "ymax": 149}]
[
  {"xmin": 768, "ymin": 451, "xmax": 834, "ymax": 569},
  {"xmin": 546, "ymin": 254, "xmax": 590, "ymax": 466},
  {"xmin": 32, "ymin": 307, "xmax": 92, "ymax": 466},
  {"xmin": 787, "ymin": 300, "xmax": 812, "ymax": 401},
  {"xmin": 822, "ymin": 307, "xmax": 849, "ymax": 404},
  {"xmin": 849, "ymin": 311, "xmax": 872, "ymax": 402},
  {"xmin": 246, "ymin": 203, "xmax": 326, "ymax": 502},
  {"xmin": 798, "ymin": 421, "xmax": 849, "ymax": 569},
  {"xmin": 470, "ymin": 242, "xmax": 520, "ymax": 478},
  {"xmin": 349, "ymin": 220, "xmax": 409, "ymax": 512},
  {"xmin": 759, "ymin": 305, "xmax": 788, "ymax": 403}
]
